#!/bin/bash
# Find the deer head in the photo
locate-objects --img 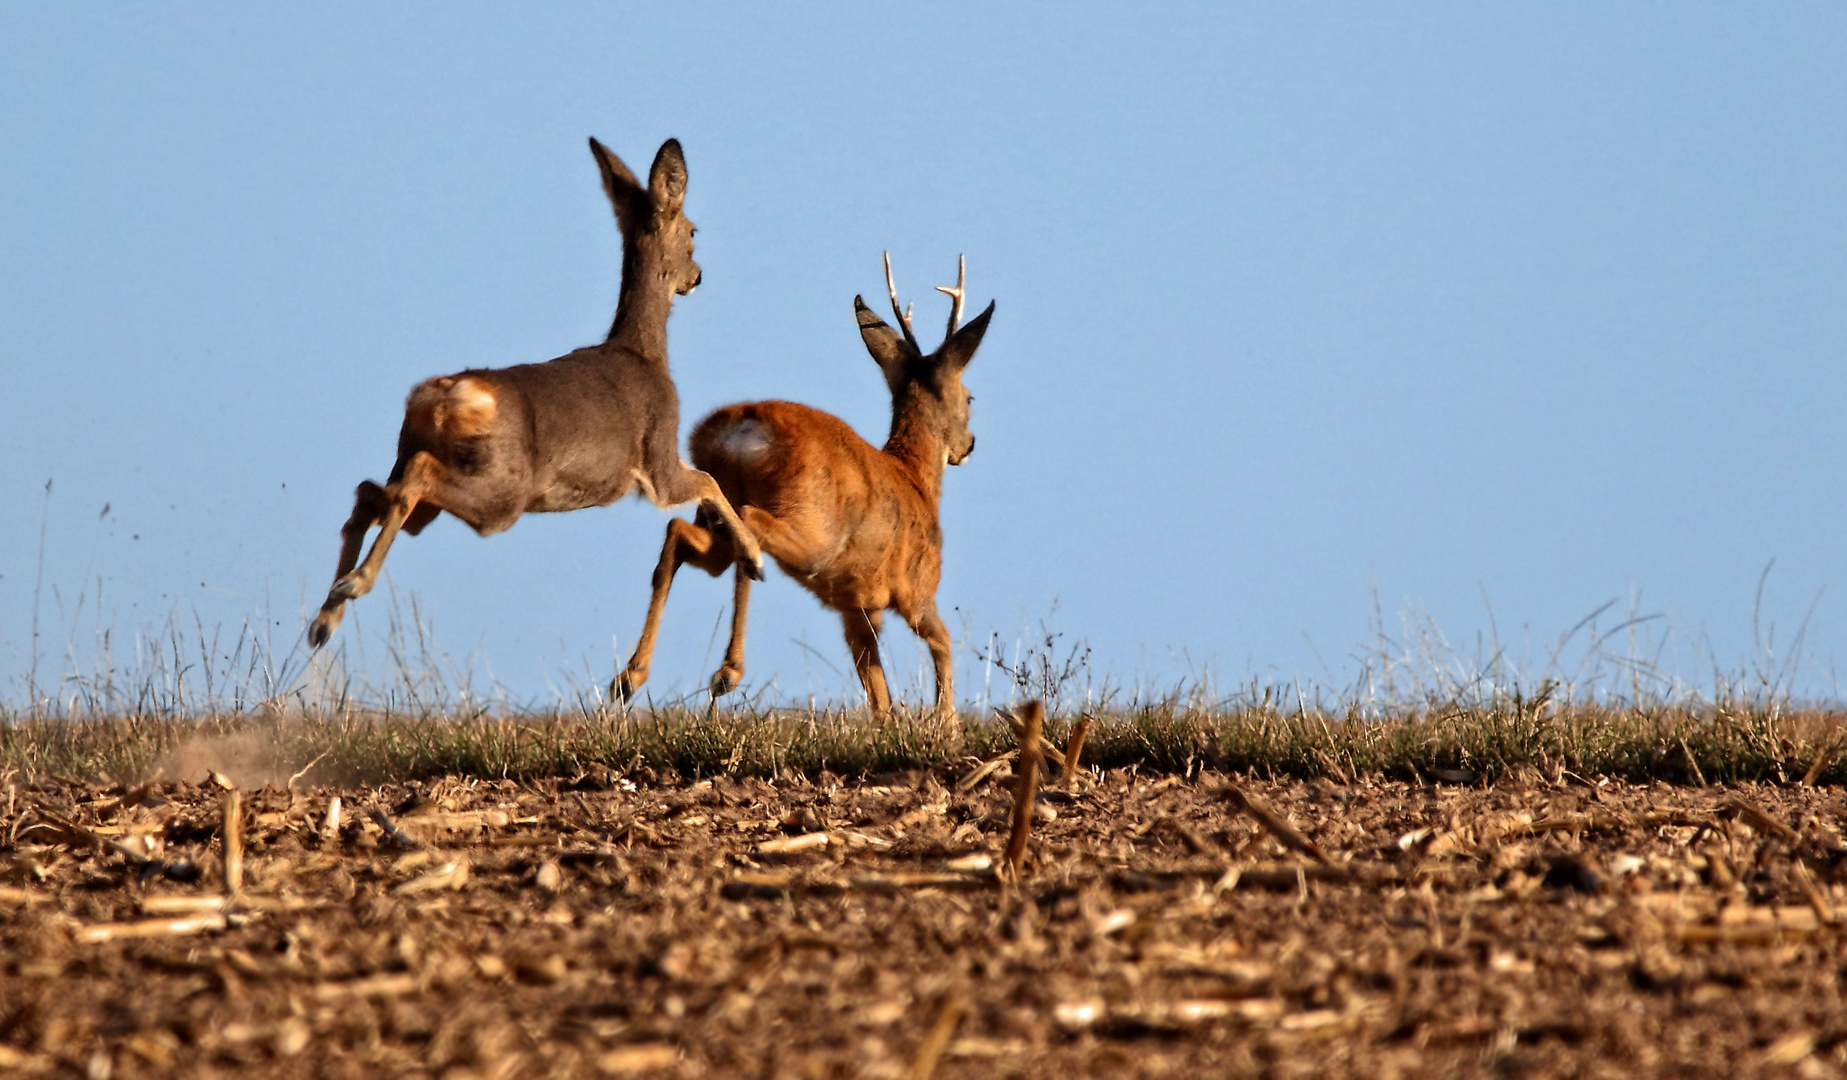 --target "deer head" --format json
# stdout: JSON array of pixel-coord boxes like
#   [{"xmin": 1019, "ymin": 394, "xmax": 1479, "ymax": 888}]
[
  {"xmin": 590, "ymin": 137, "xmax": 702, "ymax": 298},
  {"xmin": 854, "ymin": 254, "xmax": 995, "ymax": 466}
]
